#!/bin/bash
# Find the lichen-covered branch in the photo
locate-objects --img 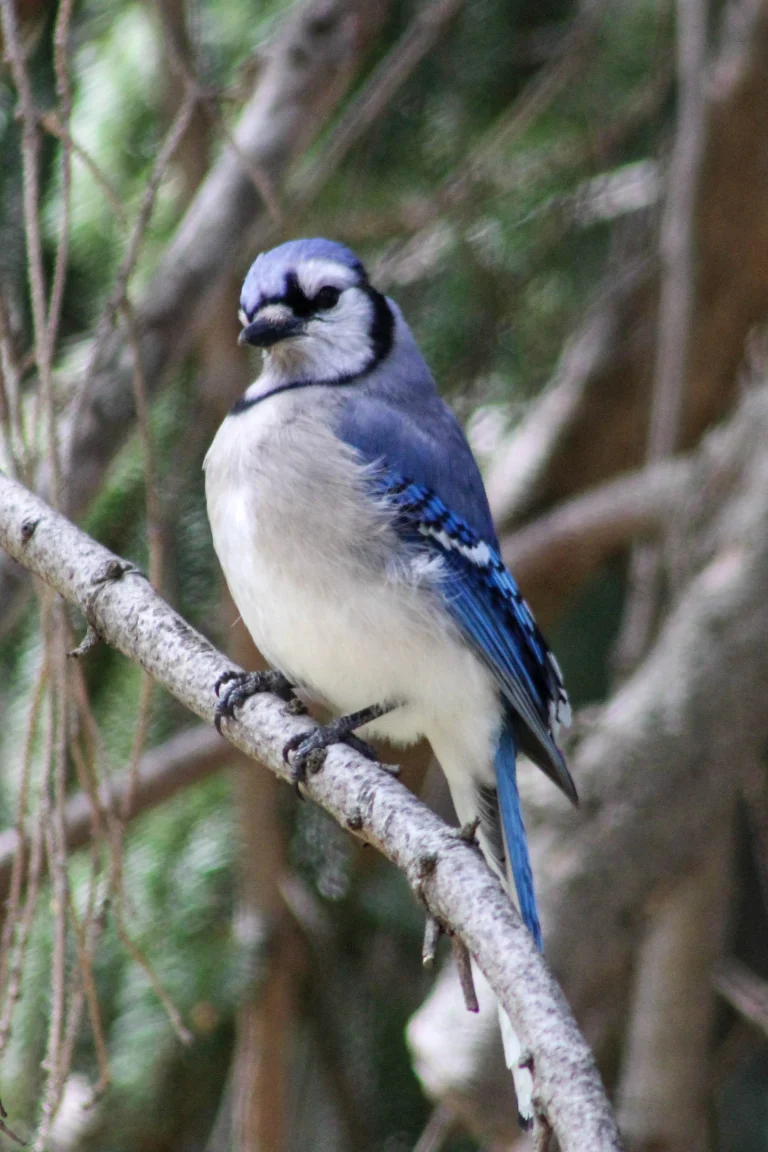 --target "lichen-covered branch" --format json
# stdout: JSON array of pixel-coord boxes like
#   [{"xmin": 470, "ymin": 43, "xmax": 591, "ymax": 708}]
[{"xmin": 0, "ymin": 469, "xmax": 622, "ymax": 1152}]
